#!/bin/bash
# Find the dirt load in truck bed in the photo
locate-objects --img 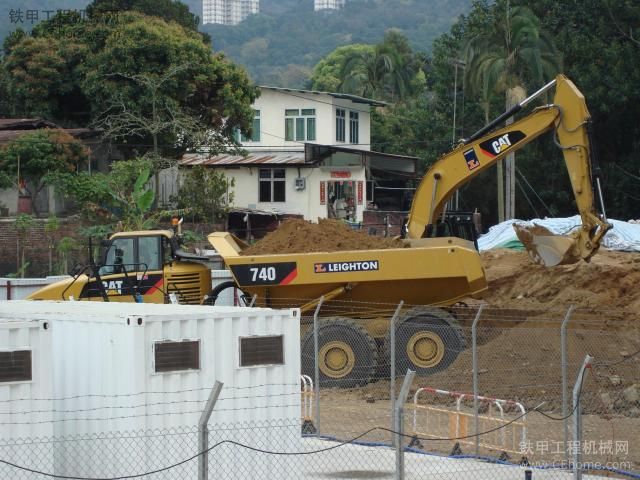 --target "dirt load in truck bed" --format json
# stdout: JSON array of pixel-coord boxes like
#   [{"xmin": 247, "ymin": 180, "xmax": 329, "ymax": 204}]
[{"xmin": 241, "ymin": 218, "xmax": 405, "ymax": 255}]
